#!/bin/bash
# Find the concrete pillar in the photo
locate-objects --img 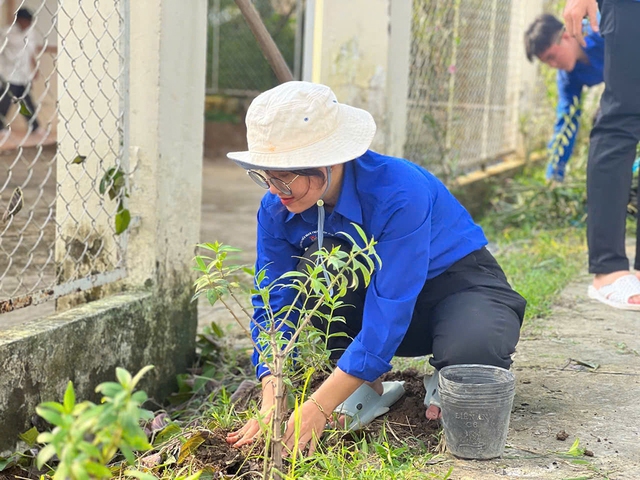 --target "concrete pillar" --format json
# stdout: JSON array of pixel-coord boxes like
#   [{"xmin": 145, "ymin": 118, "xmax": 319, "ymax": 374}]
[
  {"xmin": 126, "ymin": 0, "xmax": 206, "ymax": 293},
  {"xmin": 303, "ymin": 0, "xmax": 411, "ymax": 157},
  {"xmin": 386, "ymin": 0, "xmax": 411, "ymax": 158}
]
